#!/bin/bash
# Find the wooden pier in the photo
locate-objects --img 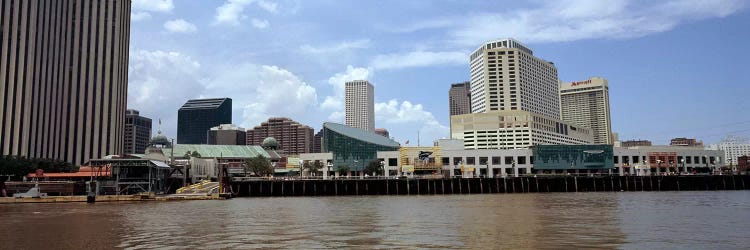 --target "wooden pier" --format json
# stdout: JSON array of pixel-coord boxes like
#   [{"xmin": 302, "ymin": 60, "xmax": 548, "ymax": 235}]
[{"xmin": 230, "ymin": 175, "xmax": 750, "ymax": 197}]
